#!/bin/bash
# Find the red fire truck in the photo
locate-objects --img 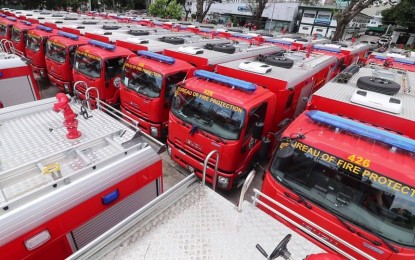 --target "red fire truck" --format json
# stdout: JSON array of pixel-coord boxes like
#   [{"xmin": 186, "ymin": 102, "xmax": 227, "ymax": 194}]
[
  {"xmin": 260, "ymin": 62, "xmax": 415, "ymax": 259},
  {"xmin": 72, "ymin": 40, "xmax": 135, "ymax": 105},
  {"xmin": 164, "ymin": 43, "xmax": 282, "ymax": 71},
  {"xmin": 312, "ymin": 42, "xmax": 370, "ymax": 70},
  {"xmin": 119, "ymin": 50, "xmax": 195, "ymax": 139},
  {"xmin": 25, "ymin": 24, "xmax": 59, "ymax": 79},
  {"xmin": 368, "ymin": 48, "xmax": 415, "ymax": 72},
  {"xmin": 0, "ymin": 15, "xmax": 18, "ymax": 41},
  {"xmin": 10, "ymin": 19, "xmax": 39, "ymax": 56},
  {"xmin": 216, "ymin": 51, "xmax": 338, "ymax": 130},
  {"xmin": 0, "ymin": 51, "xmax": 41, "ymax": 107},
  {"xmin": 45, "ymin": 30, "xmax": 90, "ymax": 93},
  {"xmin": 0, "ymin": 93, "xmax": 165, "ymax": 259}
]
